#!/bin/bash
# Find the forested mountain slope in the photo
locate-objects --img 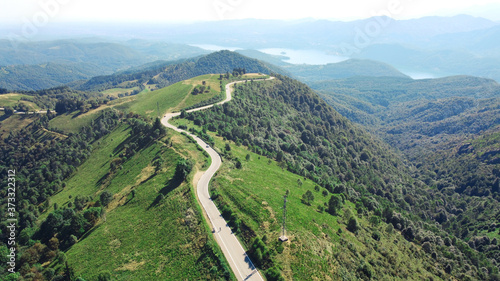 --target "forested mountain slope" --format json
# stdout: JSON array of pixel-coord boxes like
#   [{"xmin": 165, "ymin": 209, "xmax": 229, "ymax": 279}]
[
  {"xmin": 73, "ymin": 50, "xmax": 288, "ymax": 92},
  {"xmin": 0, "ymin": 39, "xmax": 208, "ymax": 91},
  {"xmin": 183, "ymin": 74, "xmax": 499, "ymax": 280},
  {"xmin": 310, "ymin": 75, "xmax": 500, "ymax": 276}
]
